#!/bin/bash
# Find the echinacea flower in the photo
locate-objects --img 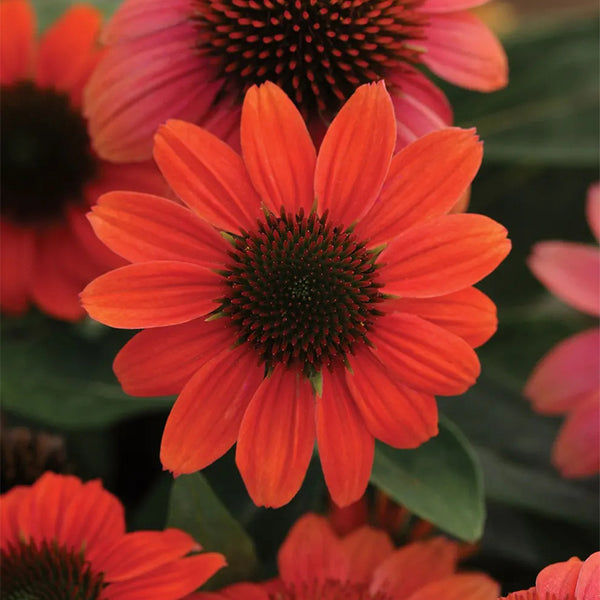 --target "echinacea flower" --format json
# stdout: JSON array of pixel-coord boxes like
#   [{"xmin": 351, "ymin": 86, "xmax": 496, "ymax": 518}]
[
  {"xmin": 0, "ymin": 471, "xmax": 225, "ymax": 599},
  {"xmin": 0, "ymin": 0, "xmax": 166, "ymax": 321},
  {"xmin": 84, "ymin": 0, "xmax": 508, "ymax": 162},
  {"xmin": 81, "ymin": 81, "xmax": 510, "ymax": 508},
  {"xmin": 189, "ymin": 513, "xmax": 500, "ymax": 600},
  {"xmin": 524, "ymin": 183, "xmax": 600, "ymax": 478},
  {"xmin": 500, "ymin": 552, "xmax": 599, "ymax": 600}
]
